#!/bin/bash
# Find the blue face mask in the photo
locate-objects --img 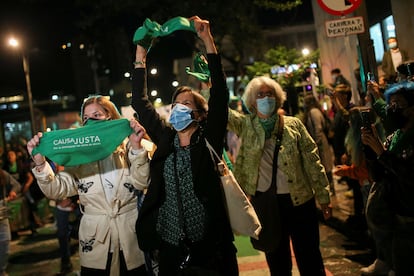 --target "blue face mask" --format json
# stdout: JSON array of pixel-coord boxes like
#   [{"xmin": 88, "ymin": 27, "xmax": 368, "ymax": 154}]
[
  {"xmin": 169, "ymin": 103, "xmax": 195, "ymax": 131},
  {"xmin": 256, "ymin": 97, "xmax": 276, "ymax": 116}
]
